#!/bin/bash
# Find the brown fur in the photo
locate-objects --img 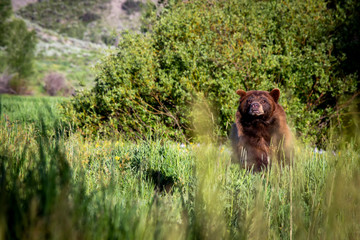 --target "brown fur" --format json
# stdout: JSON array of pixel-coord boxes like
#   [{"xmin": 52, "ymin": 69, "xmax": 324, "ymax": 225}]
[{"xmin": 229, "ymin": 89, "xmax": 293, "ymax": 172}]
